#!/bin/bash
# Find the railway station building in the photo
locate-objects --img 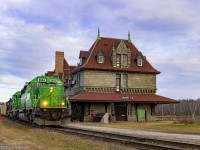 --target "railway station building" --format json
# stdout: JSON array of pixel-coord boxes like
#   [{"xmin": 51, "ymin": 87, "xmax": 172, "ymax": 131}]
[{"xmin": 45, "ymin": 30, "xmax": 177, "ymax": 122}]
